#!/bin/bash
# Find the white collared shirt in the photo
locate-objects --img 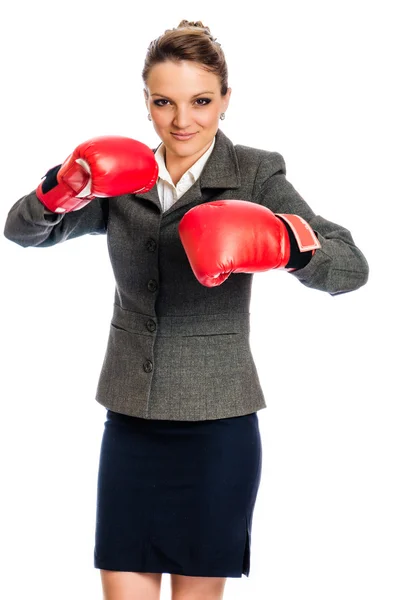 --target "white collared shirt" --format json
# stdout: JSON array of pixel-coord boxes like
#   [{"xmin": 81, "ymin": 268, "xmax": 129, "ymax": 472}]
[{"xmin": 154, "ymin": 137, "xmax": 216, "ymax": 212}]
